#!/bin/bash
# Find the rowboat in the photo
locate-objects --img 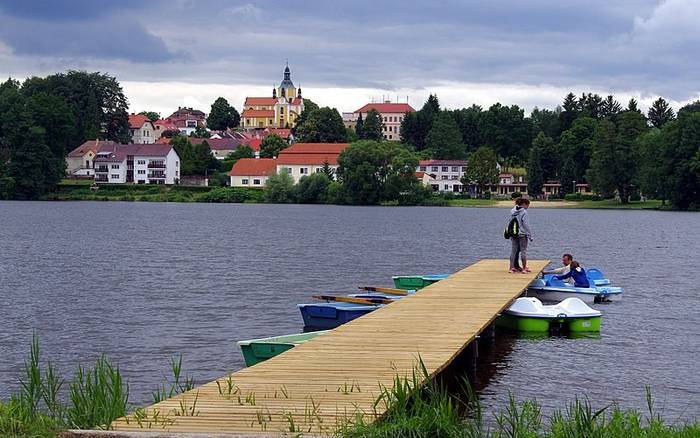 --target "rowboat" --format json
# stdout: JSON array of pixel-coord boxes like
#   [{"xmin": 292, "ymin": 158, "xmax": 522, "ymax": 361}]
[
  {"xmin": 237, "ymin": 331, "xmax": 328, "ymax": 367},
  {"xmin": 392, "ymin": 274, "xmax": 448, "ymax": 290},
  {"xmin": 527, "ymin": 275, "xmax": 622, "ymax": 304},
  {"xmin": 297, "ymin": 302, "xmax": 381, "ymax": 330},
  {"xmin": 497, "ymin": 297, "xmax": 602, "ymax": 333}
]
